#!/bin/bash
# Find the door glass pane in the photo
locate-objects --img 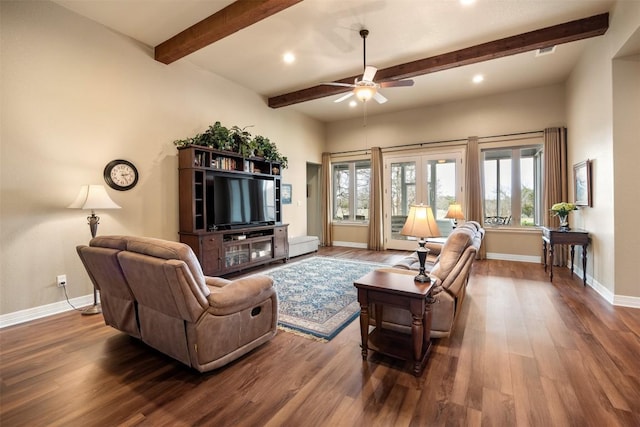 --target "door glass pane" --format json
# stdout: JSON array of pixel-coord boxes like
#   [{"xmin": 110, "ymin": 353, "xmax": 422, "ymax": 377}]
[
  {"xmin": 390, "ymin": 161, "xmax": 416, "ymax": 240},
  {"xmin": 426, "ymin": 160, "xmax": 457, "ymax": 220}
]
